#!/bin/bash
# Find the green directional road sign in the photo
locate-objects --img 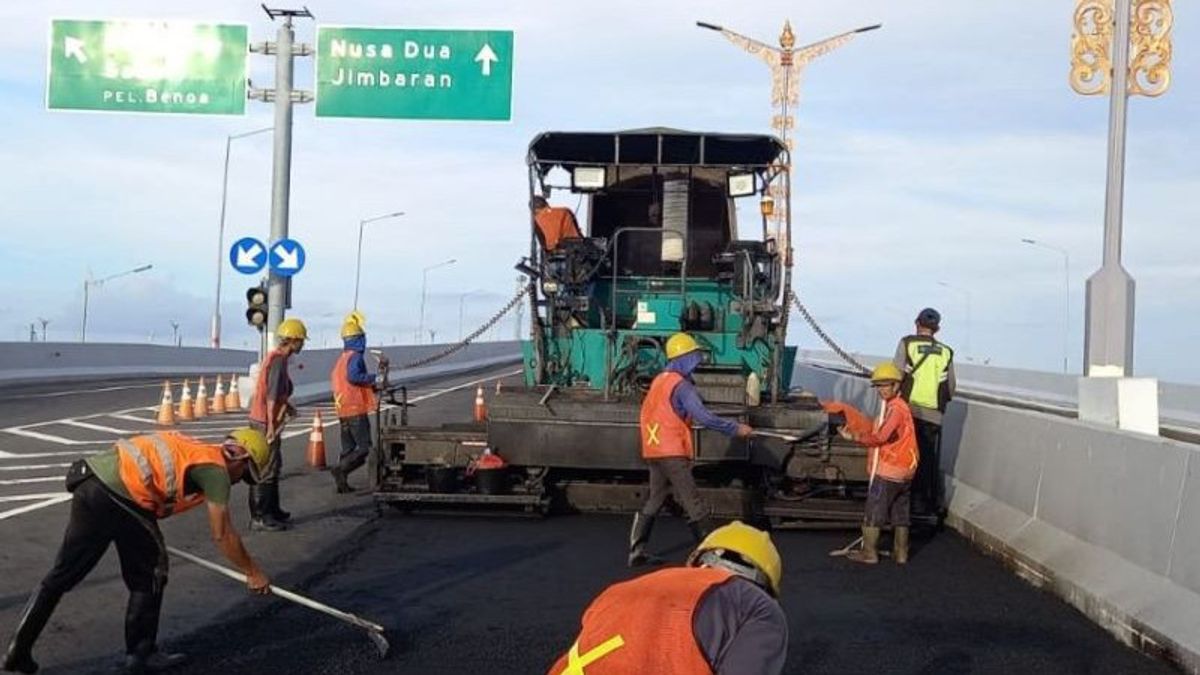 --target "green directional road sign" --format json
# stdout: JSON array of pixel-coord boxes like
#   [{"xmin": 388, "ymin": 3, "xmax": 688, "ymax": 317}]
[
  {"xmin": 315, "ymin": 27, "xmax": 513, "ymax": 121},
  {"xmin": 47, "ymin": 19, "xmax": 248, "ymax": 115}
]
